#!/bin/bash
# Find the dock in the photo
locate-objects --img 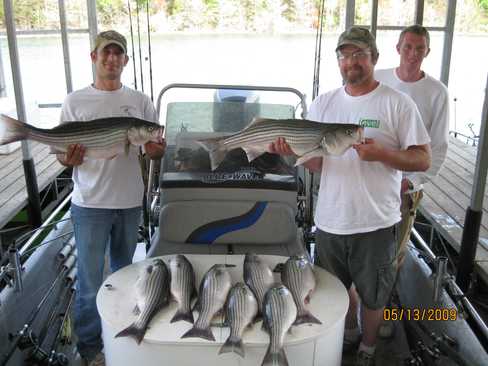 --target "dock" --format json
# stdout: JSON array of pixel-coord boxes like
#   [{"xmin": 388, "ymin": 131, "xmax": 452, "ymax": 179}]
[
  {"xmin": 0, "ymin": 142, "xmax": 66, "ymax": 229},
  {"xmin": 420, "ymin": 136, "xmax": 488, "ymax": 283}
]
